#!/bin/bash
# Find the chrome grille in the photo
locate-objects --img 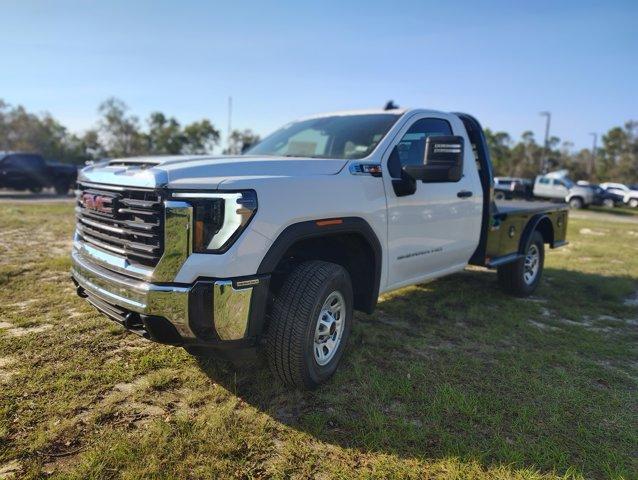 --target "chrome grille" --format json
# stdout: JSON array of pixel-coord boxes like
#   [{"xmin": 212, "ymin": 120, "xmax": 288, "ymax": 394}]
[{"xmin": 76, "ymin": 184, "xmax": 164, "ymax": 267}]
